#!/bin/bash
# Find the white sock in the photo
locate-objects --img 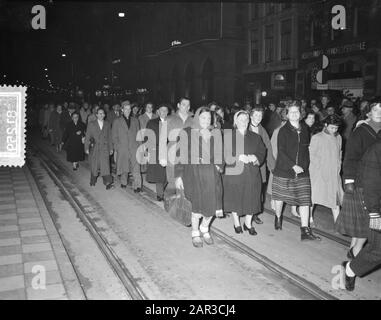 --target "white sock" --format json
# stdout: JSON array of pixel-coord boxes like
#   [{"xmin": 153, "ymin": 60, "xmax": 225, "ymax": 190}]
[{"xmin": 346, "ymin": 262, "xmax": 356, "ymax": 277}]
